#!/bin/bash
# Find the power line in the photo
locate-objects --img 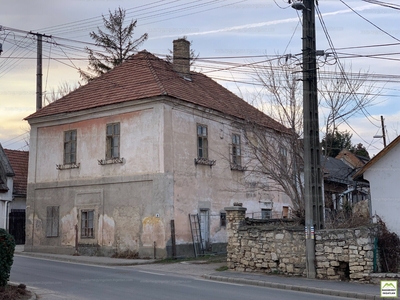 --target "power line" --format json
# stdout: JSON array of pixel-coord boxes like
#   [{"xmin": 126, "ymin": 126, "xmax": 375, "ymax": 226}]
[{"xmin": 340, "ymin": 0, "xmax": 400, "ymax": 43}]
